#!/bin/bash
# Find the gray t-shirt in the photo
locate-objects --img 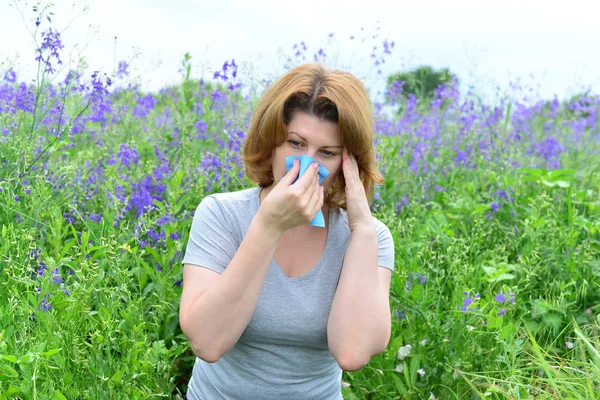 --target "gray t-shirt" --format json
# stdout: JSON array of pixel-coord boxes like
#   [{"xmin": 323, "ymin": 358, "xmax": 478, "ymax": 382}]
[{"xmin": 181, "ymin": 186, "xmax": 395, "ymax": 400}]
